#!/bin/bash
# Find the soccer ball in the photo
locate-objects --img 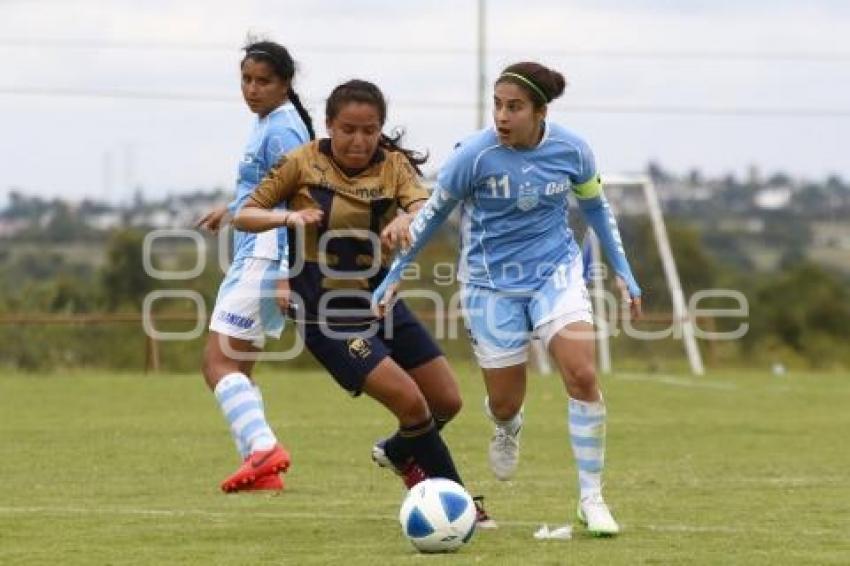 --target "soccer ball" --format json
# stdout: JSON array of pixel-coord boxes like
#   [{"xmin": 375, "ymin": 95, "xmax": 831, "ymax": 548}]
[{"xmin": 399, "ymin": 478, "xmax": 476, "ymax": 553}]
